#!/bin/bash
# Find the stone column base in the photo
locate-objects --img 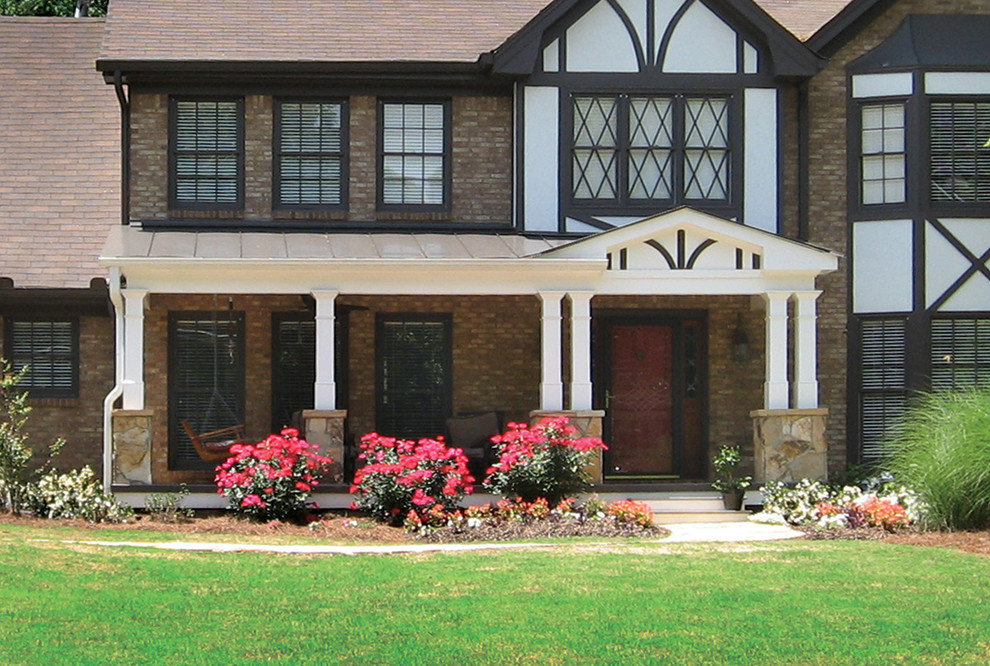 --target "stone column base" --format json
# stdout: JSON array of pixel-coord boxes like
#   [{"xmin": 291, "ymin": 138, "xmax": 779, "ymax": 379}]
[
  {"xmin": 529, "ymin": 409, "xmax": 606, "ymax": 484},
  {"xmin": 750, "ymin": 408, "xmax": 828, "ymax": 484},
  {"xmin": 112, "ymin": 409, "xmax": 154, "ymax": 486},
  {"xmin": 301, "ymin": 410, "xmax": 347, "ymax": 483}
]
